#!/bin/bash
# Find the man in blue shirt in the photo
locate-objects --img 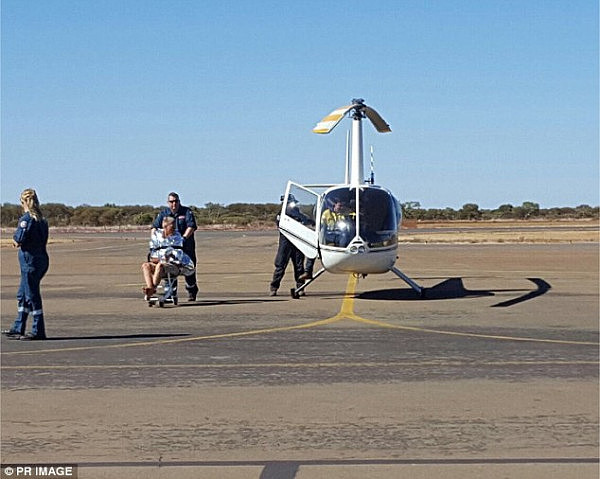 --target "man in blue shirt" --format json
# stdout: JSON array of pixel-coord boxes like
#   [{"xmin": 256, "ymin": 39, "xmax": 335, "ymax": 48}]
[{"xmin": 152, "ymin": 192, "xmax": 199, "ymax": 301}]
